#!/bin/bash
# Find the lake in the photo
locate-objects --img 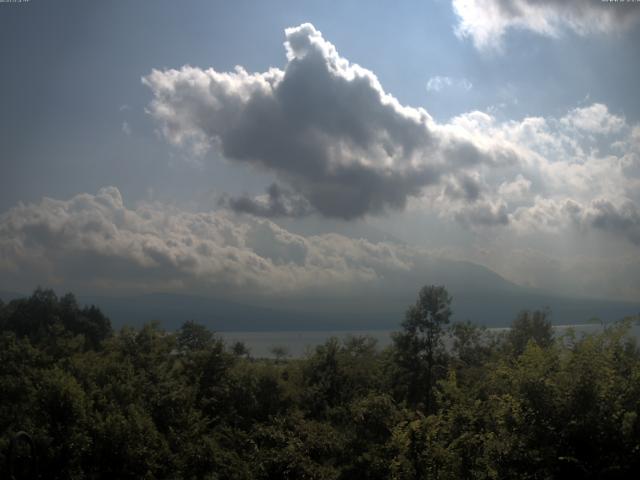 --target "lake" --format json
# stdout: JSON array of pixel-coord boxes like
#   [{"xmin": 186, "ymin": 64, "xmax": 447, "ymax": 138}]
[{"xmin": 219, "ymin": 323, "xmax": 635, "ymax": 358}]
